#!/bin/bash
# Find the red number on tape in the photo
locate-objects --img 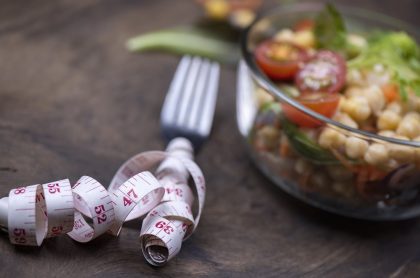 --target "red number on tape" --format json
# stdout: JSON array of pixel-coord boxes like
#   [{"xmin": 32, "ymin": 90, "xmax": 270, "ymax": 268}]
[
  {"xmin": 166, "ymin": 188, "xmax": 183, "ymax": 197},
  {"xmin": 155, "ymin": 221, "xmax": 174, "ymax": 234},
  {"xmin": 163, "ymin": 225, "xmax": 174, "ymax": 234},
  {"xmin": 51, "ymin": 226, "xmax": 63, "ymax": 235},
  {"xmin": 94, "ymin": 205, "xmax": 105, "ymax": 214},
  {"xmin": 13, "ymin": 228, "xmax": 26, "ymax": 237},
  {"xmin": 85, "ymin": 231, "xmax": 94, "ymax": 238},
  {"xmin": 155, "ymin": 221, "xmax": 165, "ymax": 229},
  {"xmin": 95, "ymin": 204, "xmax": 107, "ymax": 224},
  {"xmin": 14, "ymin": 237, "xmax": 27, "ymax": 244},
  {"xmin": 74, "ymin": 219, "xmax": 84, "ymax": 230},
  {"xmin": 13, "ymin": 228, "xmax": 27, "ymax": 244},
  {"xmin": 47, "ymin": 183, "xmax": 61, "ymax": 194},
  {"xmin": 123, "ymin": 196, "xmax": 132, "ymax": 206},
  {"xmin": 97, "ymin": 214, "xmax": 107, "ymax": 224},
  {"xmin": 14, "ymin": 188, "xmax": 26, "ymax": 195},
  {"xmin": 127, "ymin": 189, "xmax": 138, "ymax": 199}
]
